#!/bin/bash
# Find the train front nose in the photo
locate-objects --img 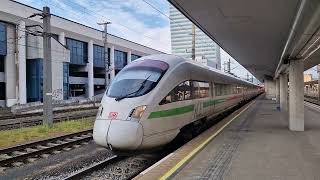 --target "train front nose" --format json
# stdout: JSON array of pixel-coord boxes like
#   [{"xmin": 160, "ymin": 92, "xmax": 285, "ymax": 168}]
[{"xmin": 93, "ymin": 119, "xmax": 143, "ymax": 150}]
